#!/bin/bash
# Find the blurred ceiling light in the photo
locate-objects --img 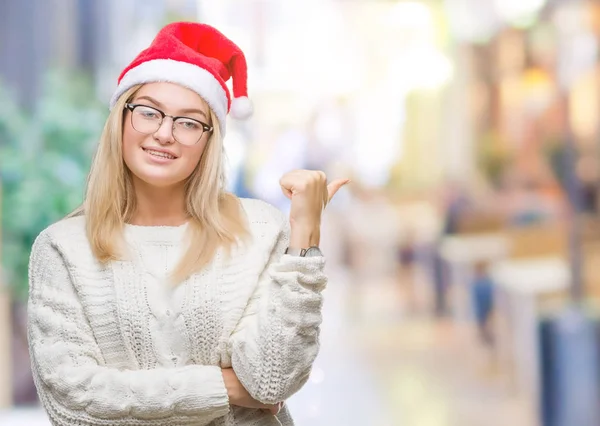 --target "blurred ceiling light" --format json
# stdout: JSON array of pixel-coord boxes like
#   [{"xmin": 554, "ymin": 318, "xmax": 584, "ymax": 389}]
[
  {"xmin": 391, "ymin": 47, "xmax": 454, "ymax": 92},
  {"xmin": 384, "ymin": 1, "xmax": 433, "ymax": 30}
]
